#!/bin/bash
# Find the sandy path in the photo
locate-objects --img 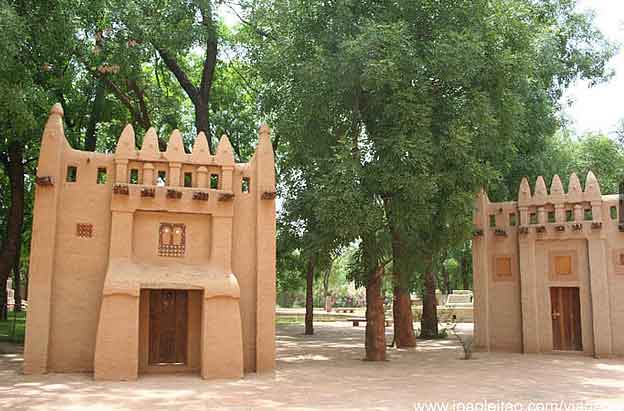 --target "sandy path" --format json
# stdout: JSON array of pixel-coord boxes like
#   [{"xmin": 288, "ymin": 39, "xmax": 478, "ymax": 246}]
[{"xmin": 0, "ymin": 322, "xmax": 623, "ymax": 410}]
